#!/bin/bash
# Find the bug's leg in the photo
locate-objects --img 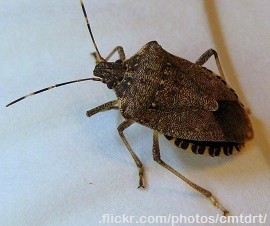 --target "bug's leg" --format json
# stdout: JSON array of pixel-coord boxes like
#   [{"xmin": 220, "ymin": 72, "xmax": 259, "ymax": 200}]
[
  {"xmin": 92, "ymin": 46, "xmax": 126, "ymax": 63},
  {"xmin": 152, "ymin": 130, "xmax": 229, "ymax": 216},
  {"xmin": 105, "ymin": 46, "xmax": 126, "ymax": 61},
  {"xmin": 91, "ymin": 52, "xmax": 103, "ymax": 63},
  {"xmin": 195, "ymin": 49, "xmax": 225, "ymax": 80},
  {"xmin": 117, "ymin": 120, "xmax": 145, "ymax": 188},
  {"xmin": 86, "ymin": 100, "xmax": 118, "ymax": 118}
]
